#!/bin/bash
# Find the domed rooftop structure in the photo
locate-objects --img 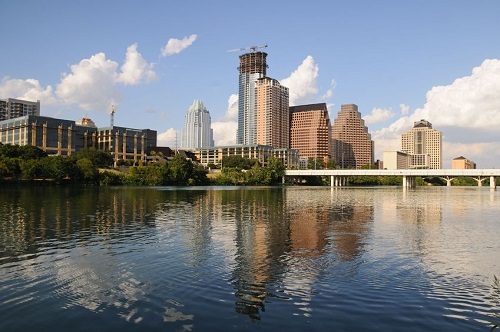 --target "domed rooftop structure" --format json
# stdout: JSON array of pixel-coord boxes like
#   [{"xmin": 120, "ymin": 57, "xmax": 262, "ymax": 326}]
[{"xmin": 76, "ymin": 116, "xmax": 97, "ymax": 128}]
